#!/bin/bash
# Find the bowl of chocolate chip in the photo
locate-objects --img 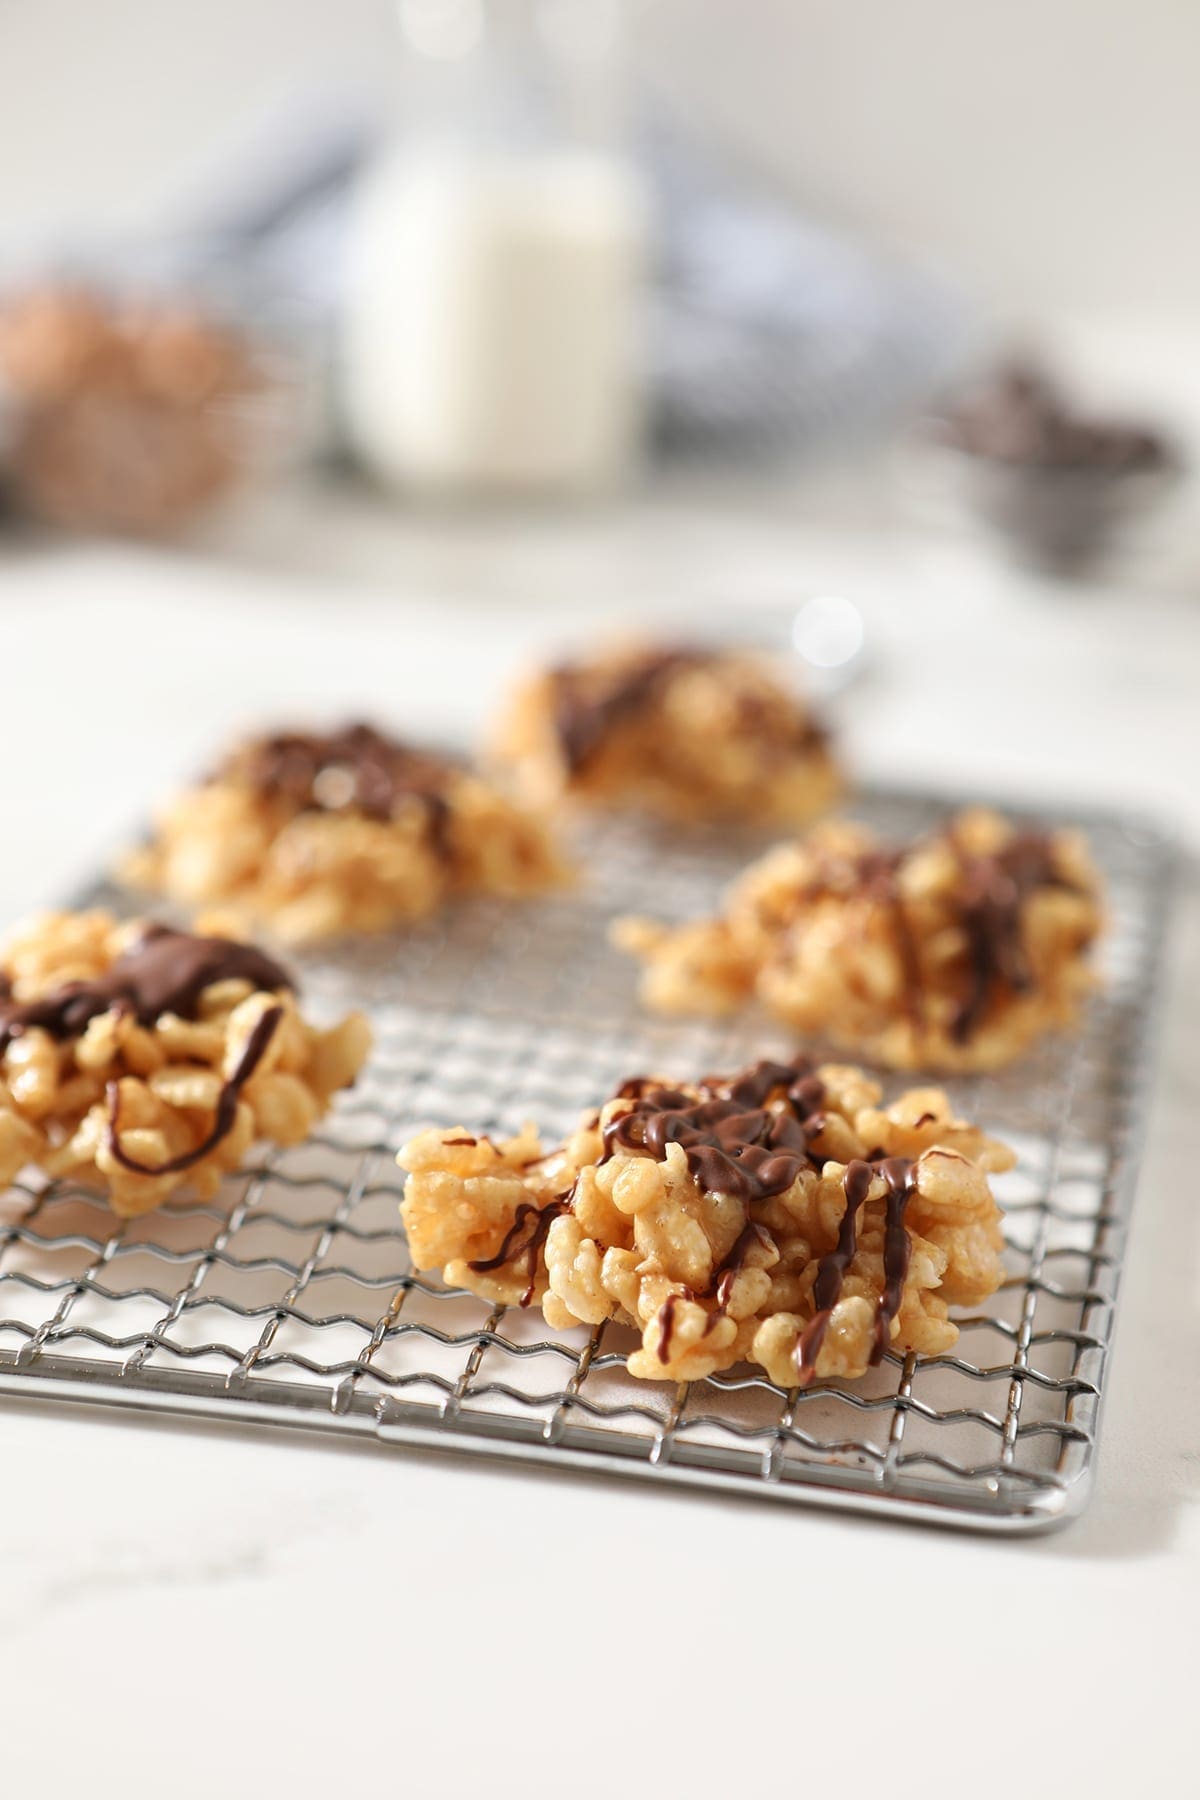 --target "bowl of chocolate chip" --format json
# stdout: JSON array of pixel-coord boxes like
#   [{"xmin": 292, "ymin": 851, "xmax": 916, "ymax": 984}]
[
  {"xmin": 0, "ymin": 285, "xmax": 296, "ymax": 538},
  {"xmin": 922, "ymin": 359, "xmax": 1184, "ymax": 576}
]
